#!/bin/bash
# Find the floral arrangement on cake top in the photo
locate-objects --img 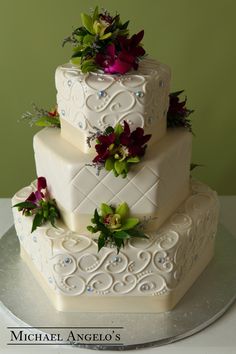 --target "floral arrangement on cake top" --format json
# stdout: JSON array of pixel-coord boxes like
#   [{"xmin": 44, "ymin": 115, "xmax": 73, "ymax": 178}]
[
  {"xmin": 21, "ymin": 104, "xmax": 60, "ymax": 128},
  {"xmin": 63, "ymin": 6, "xmax": 146, "ymax": 74},
  {"xmin": 87, "ymin": 202, "xmax": 148, "ymax": 253},
  {"xmin": 13, "ymin": 177, "xmax": 60, "ymax": 232},
  {"xmin": 167, "ymin": 90, "xmax": 194, "ymax": 132},
  {"xmin": 87, "ymin": 121, "xmax": 151, "ymax": 178}
]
